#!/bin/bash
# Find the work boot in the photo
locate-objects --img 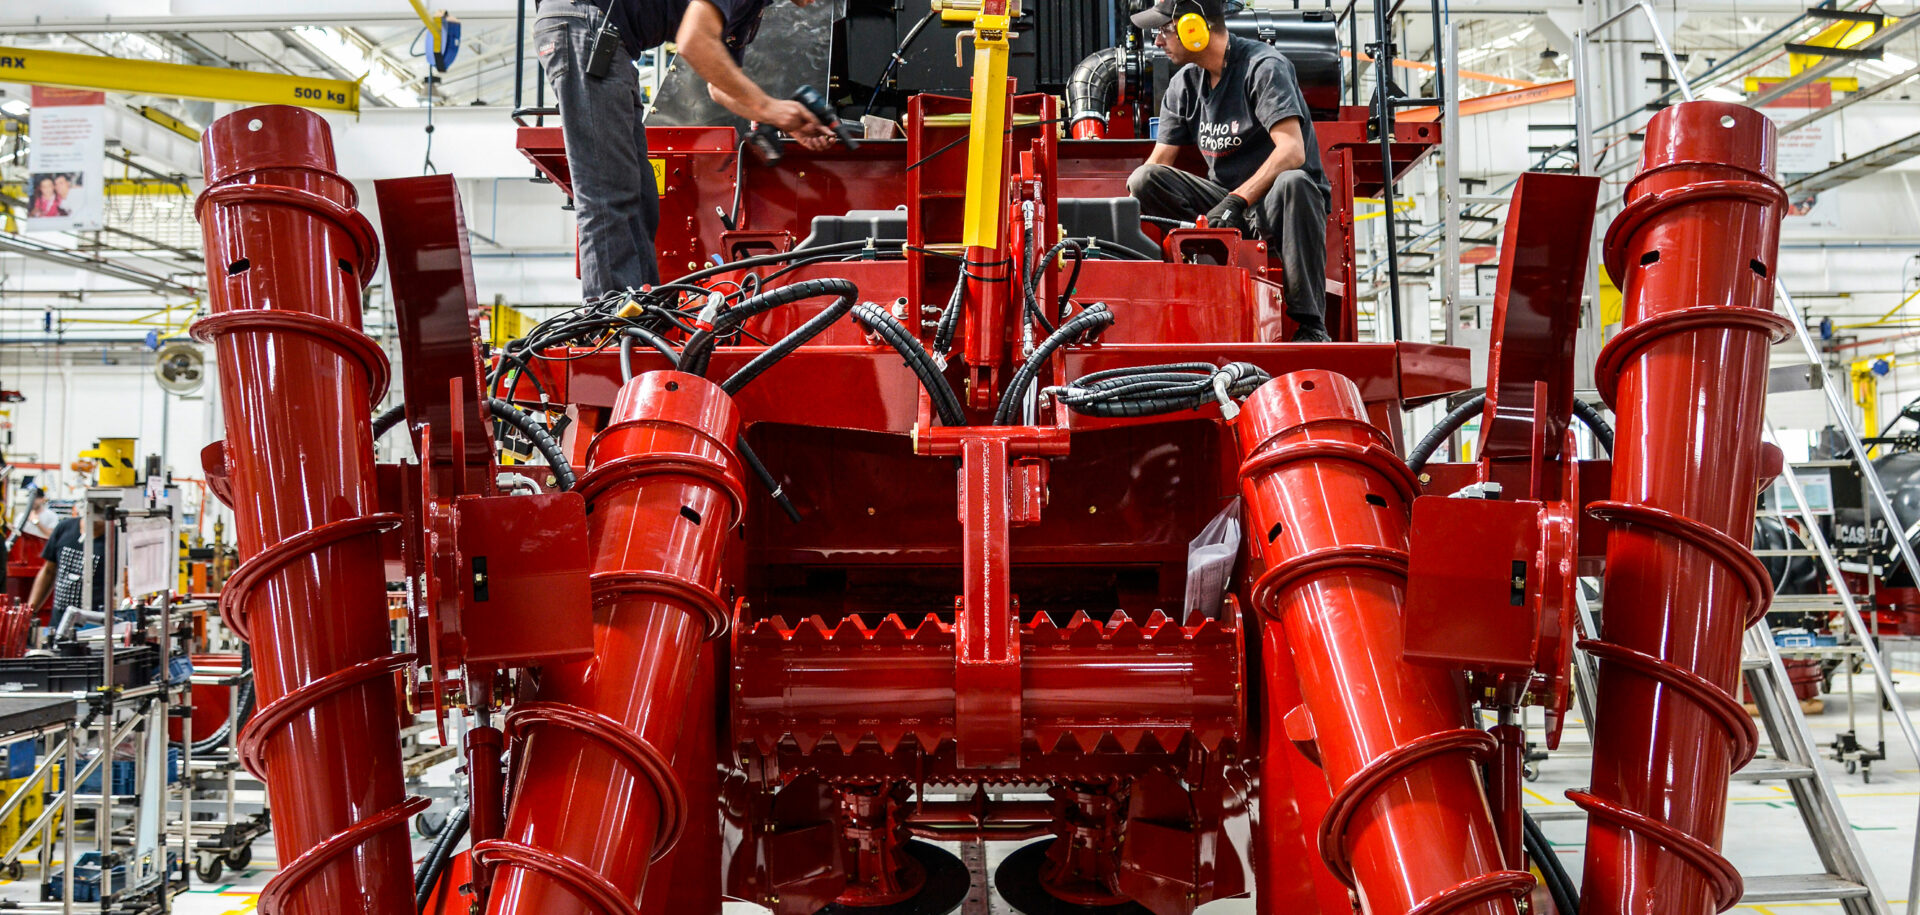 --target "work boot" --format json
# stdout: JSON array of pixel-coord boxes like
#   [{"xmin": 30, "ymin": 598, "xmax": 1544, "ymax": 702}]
[{"xmin": 1290, "ymin": 324, "xmax": 1332, "ymax": 343}]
